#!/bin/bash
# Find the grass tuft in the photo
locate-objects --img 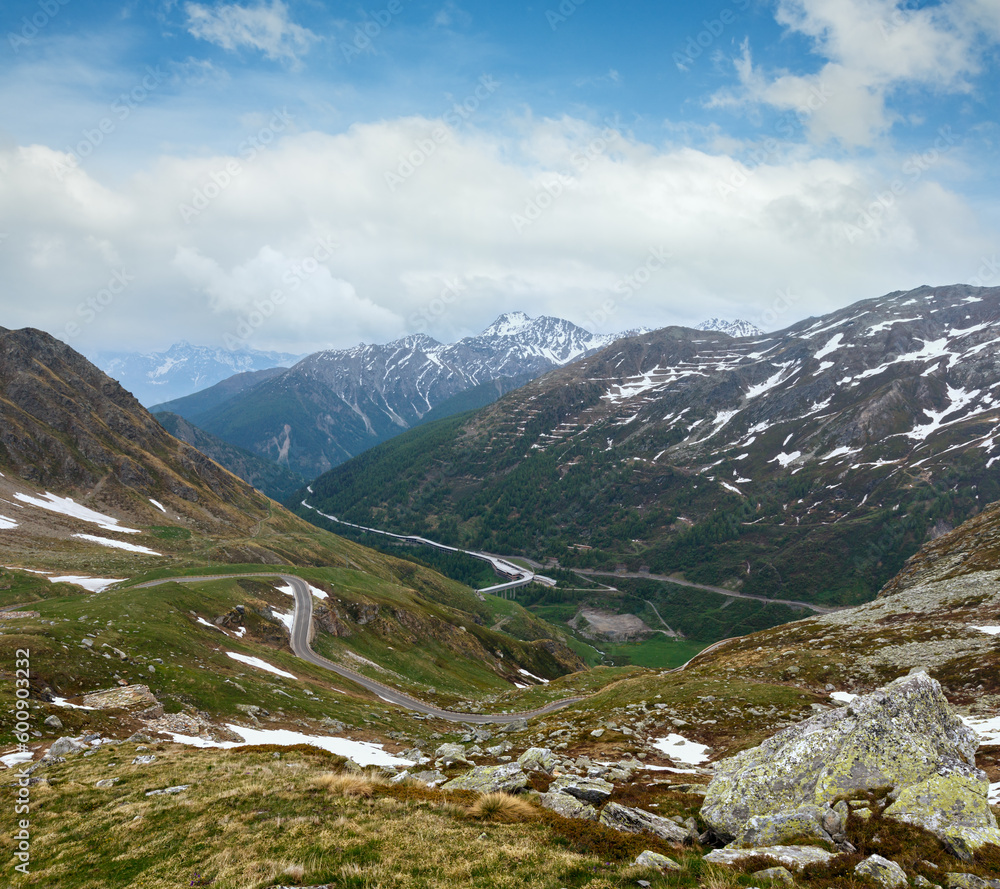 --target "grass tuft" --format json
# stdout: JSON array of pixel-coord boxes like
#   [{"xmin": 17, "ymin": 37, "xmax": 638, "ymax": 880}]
[
  {"xmin": 311, "ymin": 771, "xmax": 387, "ymax": 798},
  {"xmin": 469, "ymin": 792, "xmax": 537, "ymax": 823}
]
